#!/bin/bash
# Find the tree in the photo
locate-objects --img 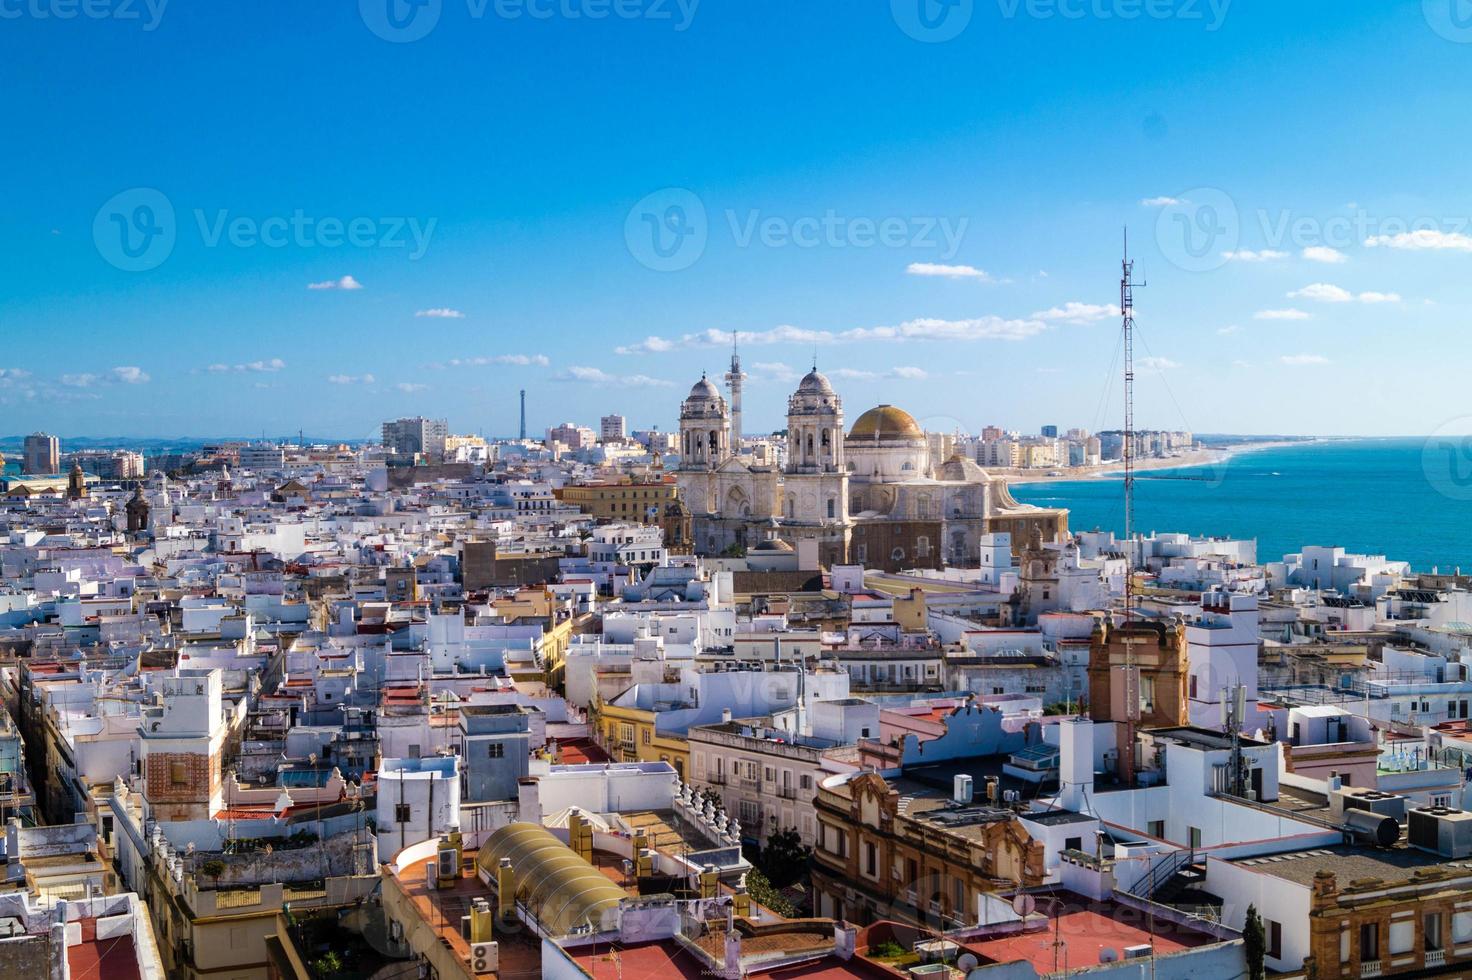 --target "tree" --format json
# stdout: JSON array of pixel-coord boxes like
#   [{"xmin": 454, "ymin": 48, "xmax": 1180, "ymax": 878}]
[
  {"xmin": 1243, "ymin": 903, "xmax": 1265, "ymax": 980},
  {"xmin": 759, "ymin": 828, "xmax": 812, "ymax": 889}
]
